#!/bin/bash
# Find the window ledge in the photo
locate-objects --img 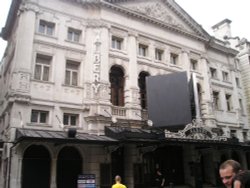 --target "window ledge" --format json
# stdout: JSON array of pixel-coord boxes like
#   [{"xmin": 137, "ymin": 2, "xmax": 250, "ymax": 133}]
[
  {"xmin": 214, "ymin": 109, "xmax": 223, "ymax": 112},
  {"xmin": 154, "ymin": 59, "xmax": 164, "ymax": 63},
  {"xmin": 190, "ymin": 69, "xmax": 200, "ymax": 74},
  {"xmin": 36, "ymin": 32, "xmax": 58, "ymax": 40},
  {"xmin": 137, "ymin": 55, "xmax": 151, "ymax": 62},
  {"xmin": 222, "ymin": 80, "xmax": 232, "ymax": 84},
  {"xmin": 226, "ymin": 111, "xmax": 236, "ymax": 114},
  {"xmin": 62, "ymin": 84, "xmax": 84, "ymax": 89},
  {"xmin": 65, "ymin": 39, "xmax": 85, "ymax": 47},
  {"xmin": 27, "ymin": 123, "xmax": 52, "ymax": 127},
  {"xmin": 211, "ymin": 77, "xmax": 219, "ymax": 81},
  {"xmin": 110, "ymin": 48, "xmax": 127, "ymax": 55},
  {"xmin": 169, "ymin": 64, "xmax": 182, "ymax": 69},
  {"xmin": 31, "ymin": 79, "xmax": 55, "ymax": 85}
]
